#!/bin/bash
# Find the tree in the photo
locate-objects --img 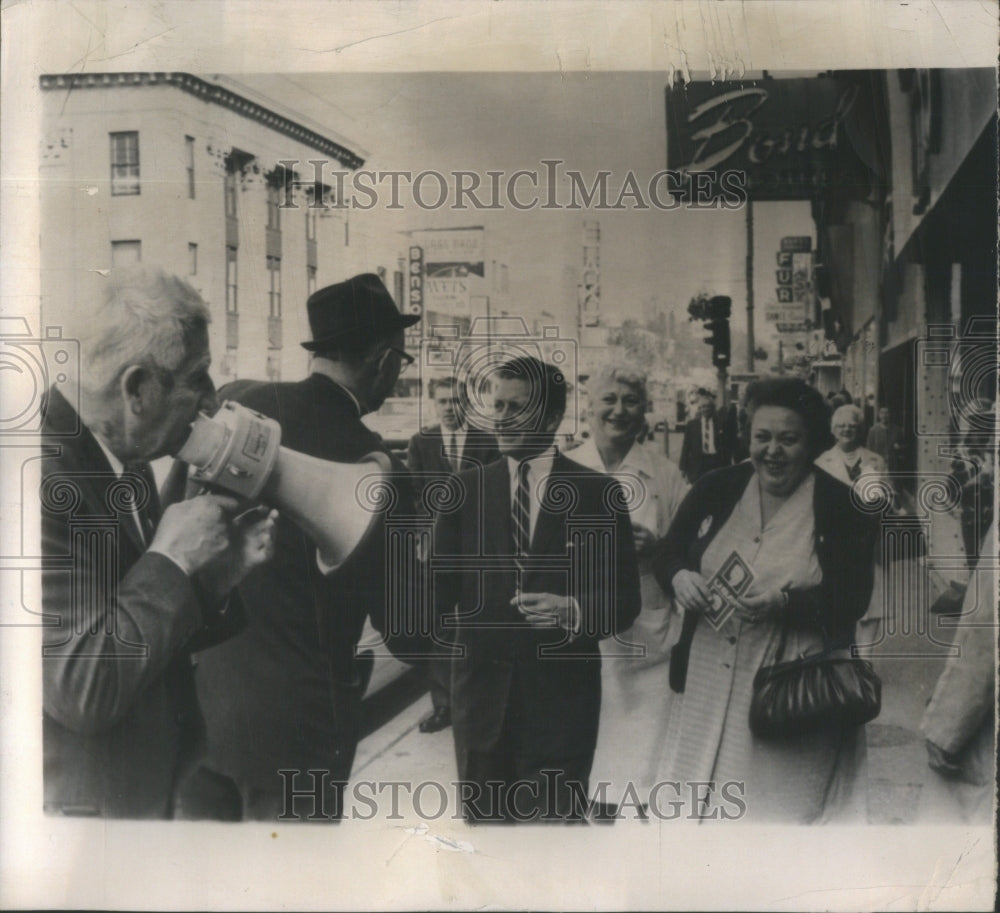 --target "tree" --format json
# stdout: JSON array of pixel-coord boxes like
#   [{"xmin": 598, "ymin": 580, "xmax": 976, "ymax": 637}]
[{"xmin": 606, "ymin": 320, "xmax": 662, "ymax": 373}]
